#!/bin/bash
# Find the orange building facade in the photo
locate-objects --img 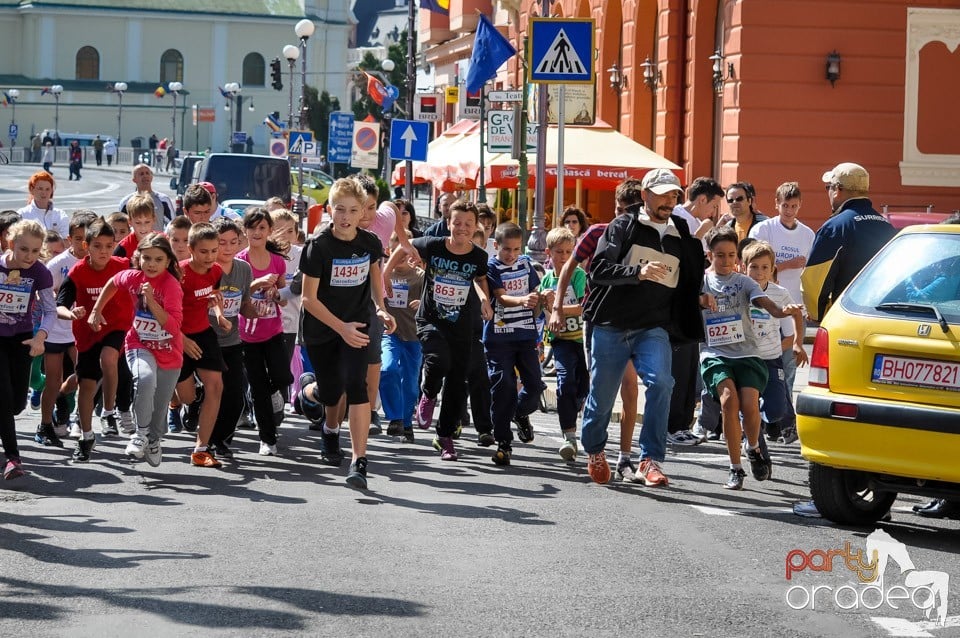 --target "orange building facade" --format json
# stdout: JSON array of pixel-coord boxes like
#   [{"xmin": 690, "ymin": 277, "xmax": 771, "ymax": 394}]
[{"xmin": 421, "ymin": 0, "xmax": 960, "ymax": 228}]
